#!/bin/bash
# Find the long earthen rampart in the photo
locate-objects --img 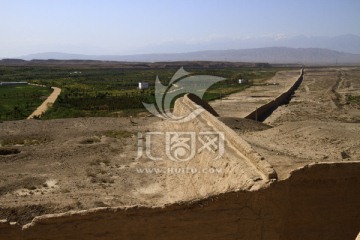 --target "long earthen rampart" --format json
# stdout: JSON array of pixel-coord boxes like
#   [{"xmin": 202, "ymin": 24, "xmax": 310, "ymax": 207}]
[{"xmin": 245, "ymin": 69, "xmax": 303, "ymax": 121}]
